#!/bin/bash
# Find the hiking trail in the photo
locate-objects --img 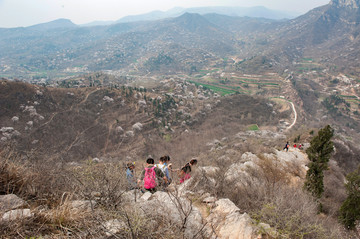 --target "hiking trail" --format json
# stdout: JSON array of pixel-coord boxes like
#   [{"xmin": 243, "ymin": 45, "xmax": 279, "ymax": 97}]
[{"xmin": 286, "ymin": 101, "xmax": 297, "ymax": 131}]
